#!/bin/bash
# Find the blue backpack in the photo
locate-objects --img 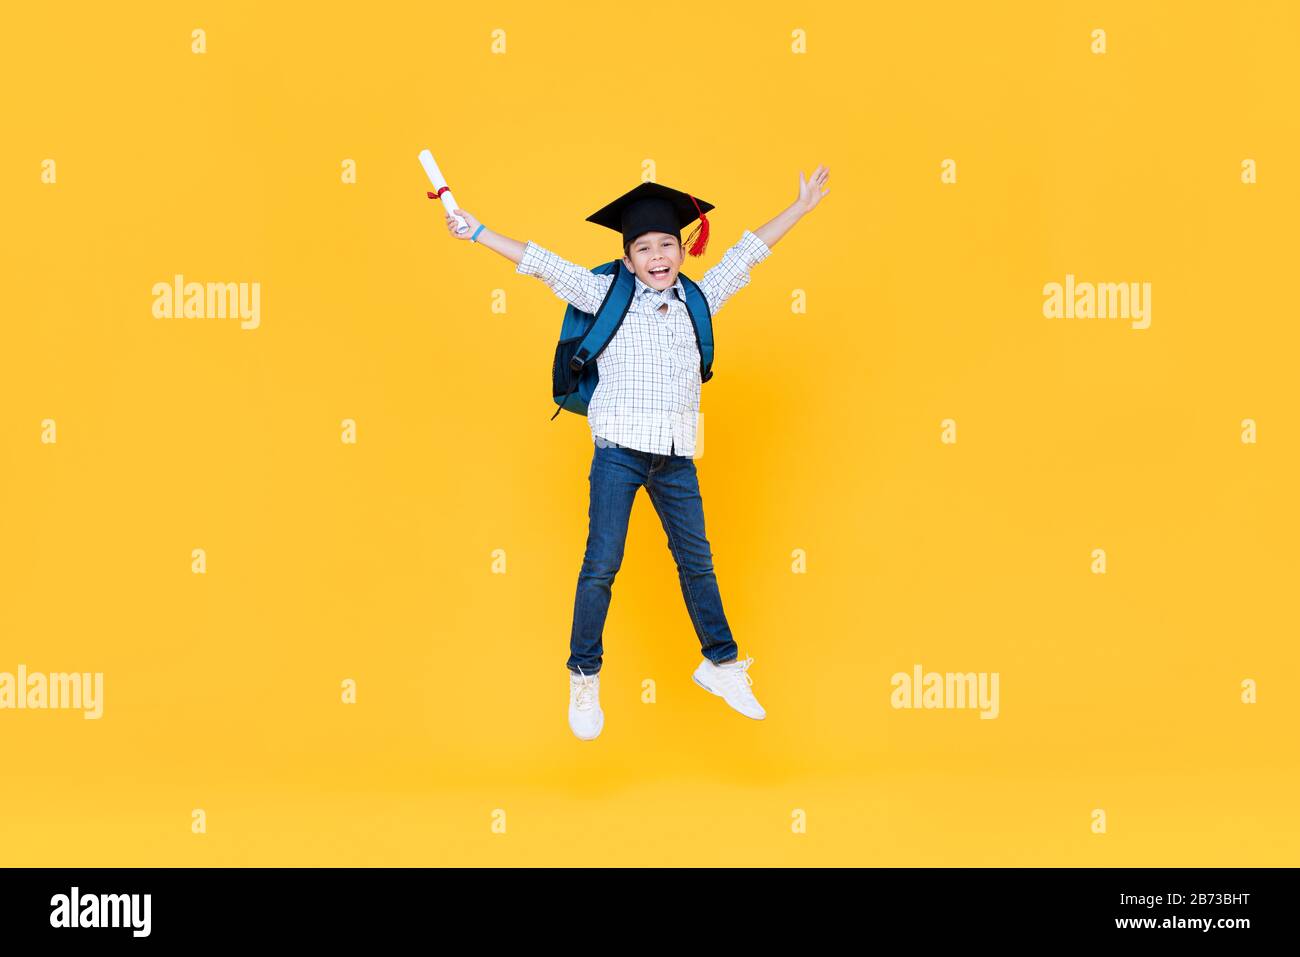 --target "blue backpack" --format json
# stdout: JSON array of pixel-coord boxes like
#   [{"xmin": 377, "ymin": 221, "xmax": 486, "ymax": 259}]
[{"xmin": 550, "ymin": 259, "xmax": 716, "ymax": 420}]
